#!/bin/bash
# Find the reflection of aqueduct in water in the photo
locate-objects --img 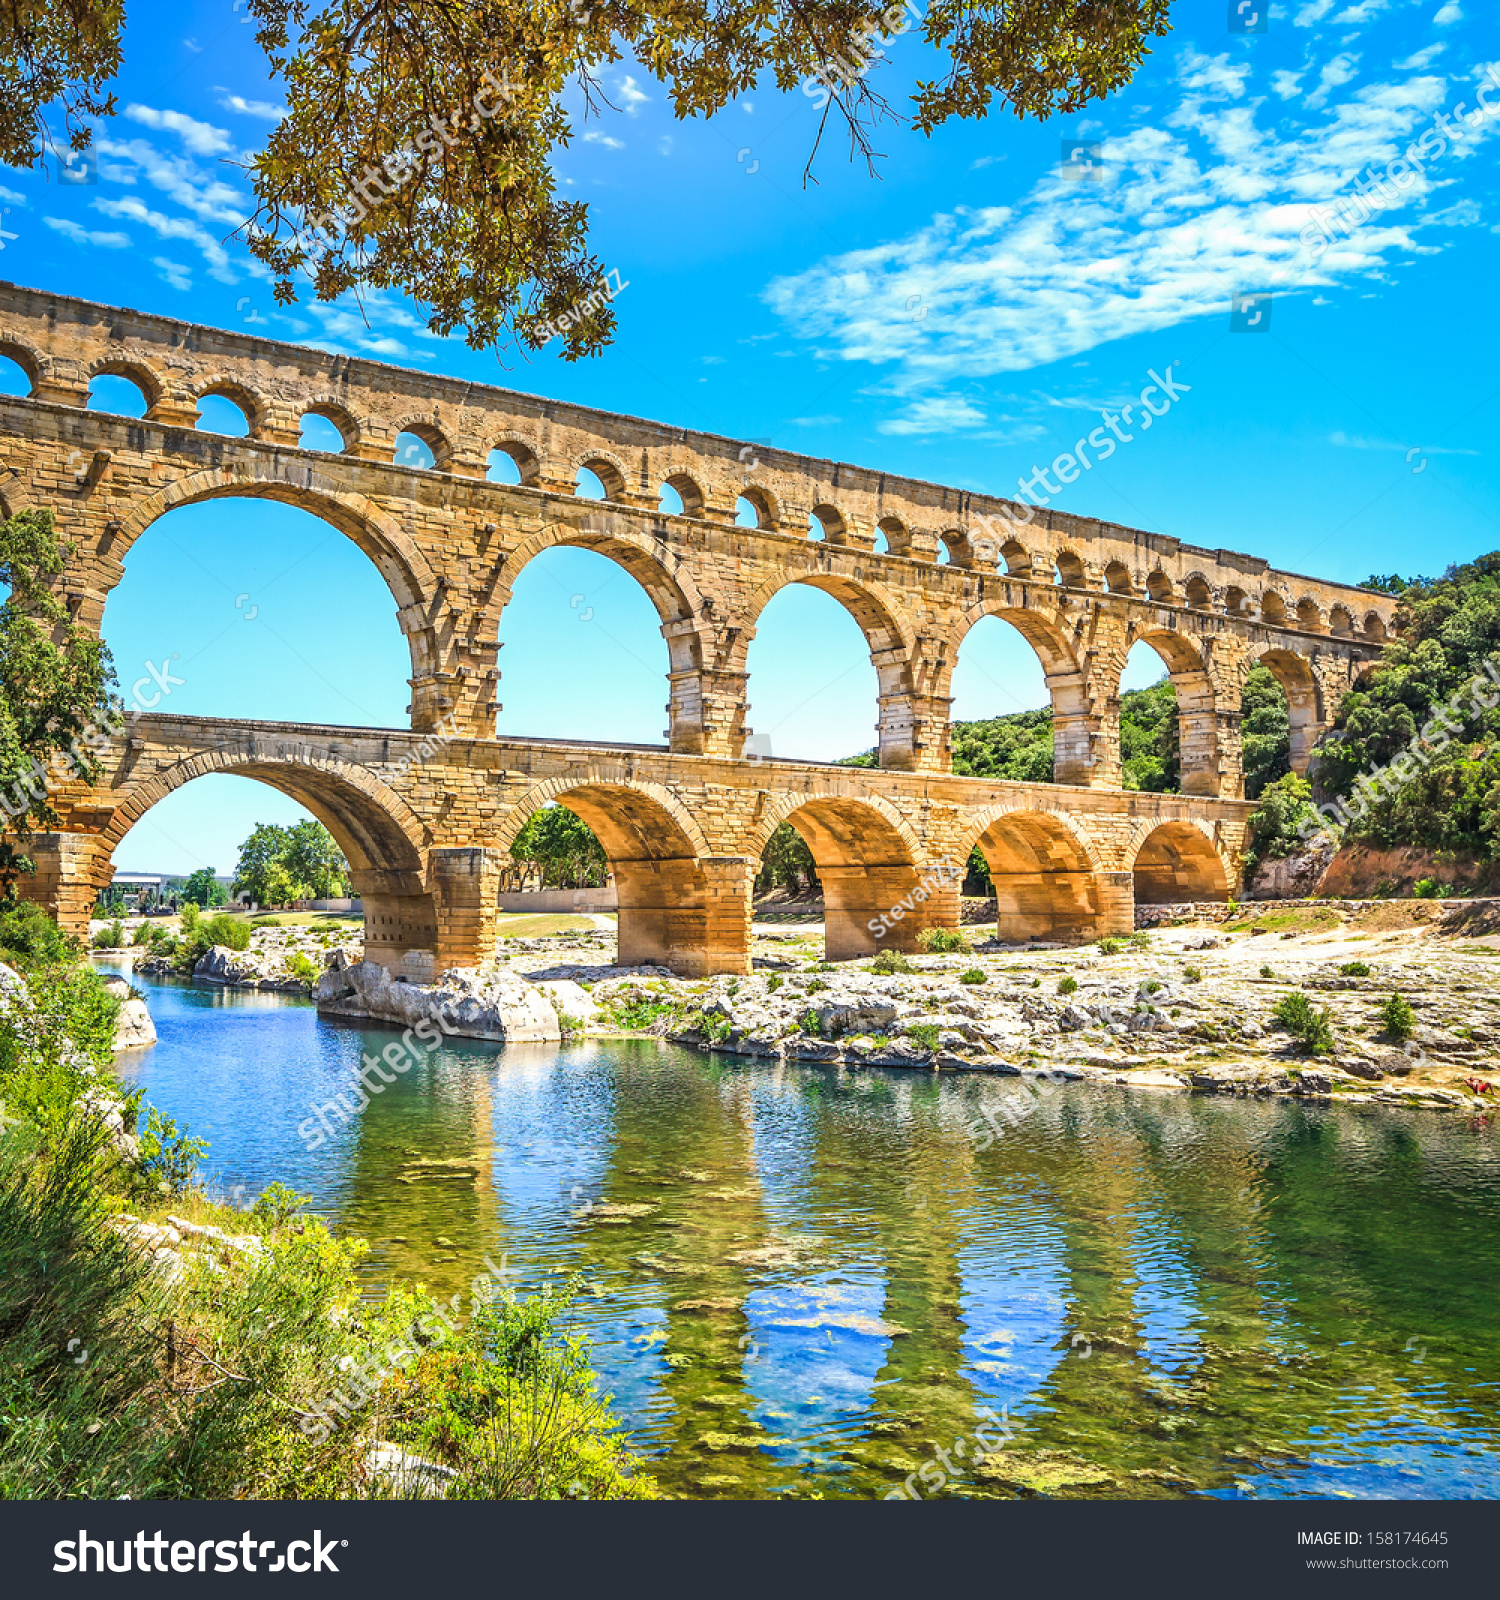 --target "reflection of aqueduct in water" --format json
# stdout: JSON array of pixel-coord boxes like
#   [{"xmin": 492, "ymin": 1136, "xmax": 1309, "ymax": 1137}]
[{"xmin": 4, "ymin": 284, "xmax": 1393, "ymax": 975}]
